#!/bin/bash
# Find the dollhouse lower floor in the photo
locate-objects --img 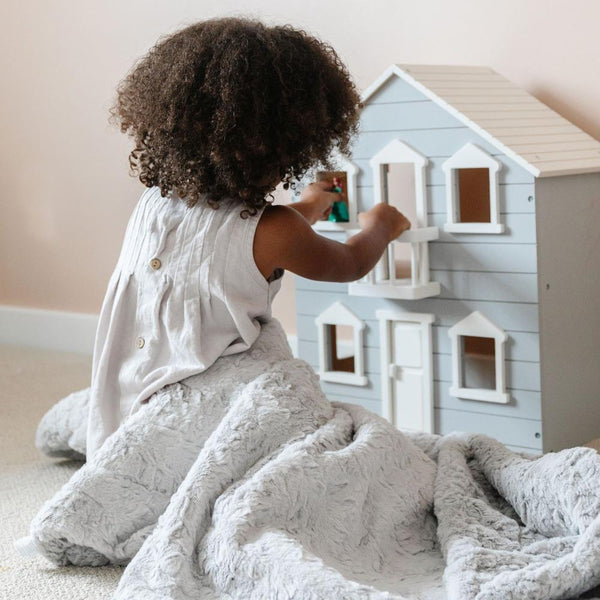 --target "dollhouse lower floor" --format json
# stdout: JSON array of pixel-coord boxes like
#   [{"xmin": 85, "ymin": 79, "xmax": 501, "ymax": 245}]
[{"xmin": 295, "ymin": 276, "xmax": 545, "ymax": 455}]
